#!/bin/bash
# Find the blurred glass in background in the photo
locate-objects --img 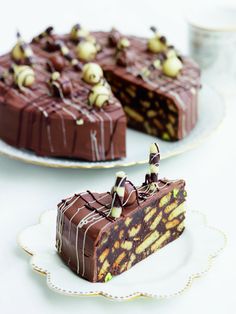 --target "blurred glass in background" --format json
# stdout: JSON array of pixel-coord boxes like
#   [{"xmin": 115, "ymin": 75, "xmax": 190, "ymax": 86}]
[{"xmin": 187, "ymin": 6, "xmax": 236, "ymax": 95}]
